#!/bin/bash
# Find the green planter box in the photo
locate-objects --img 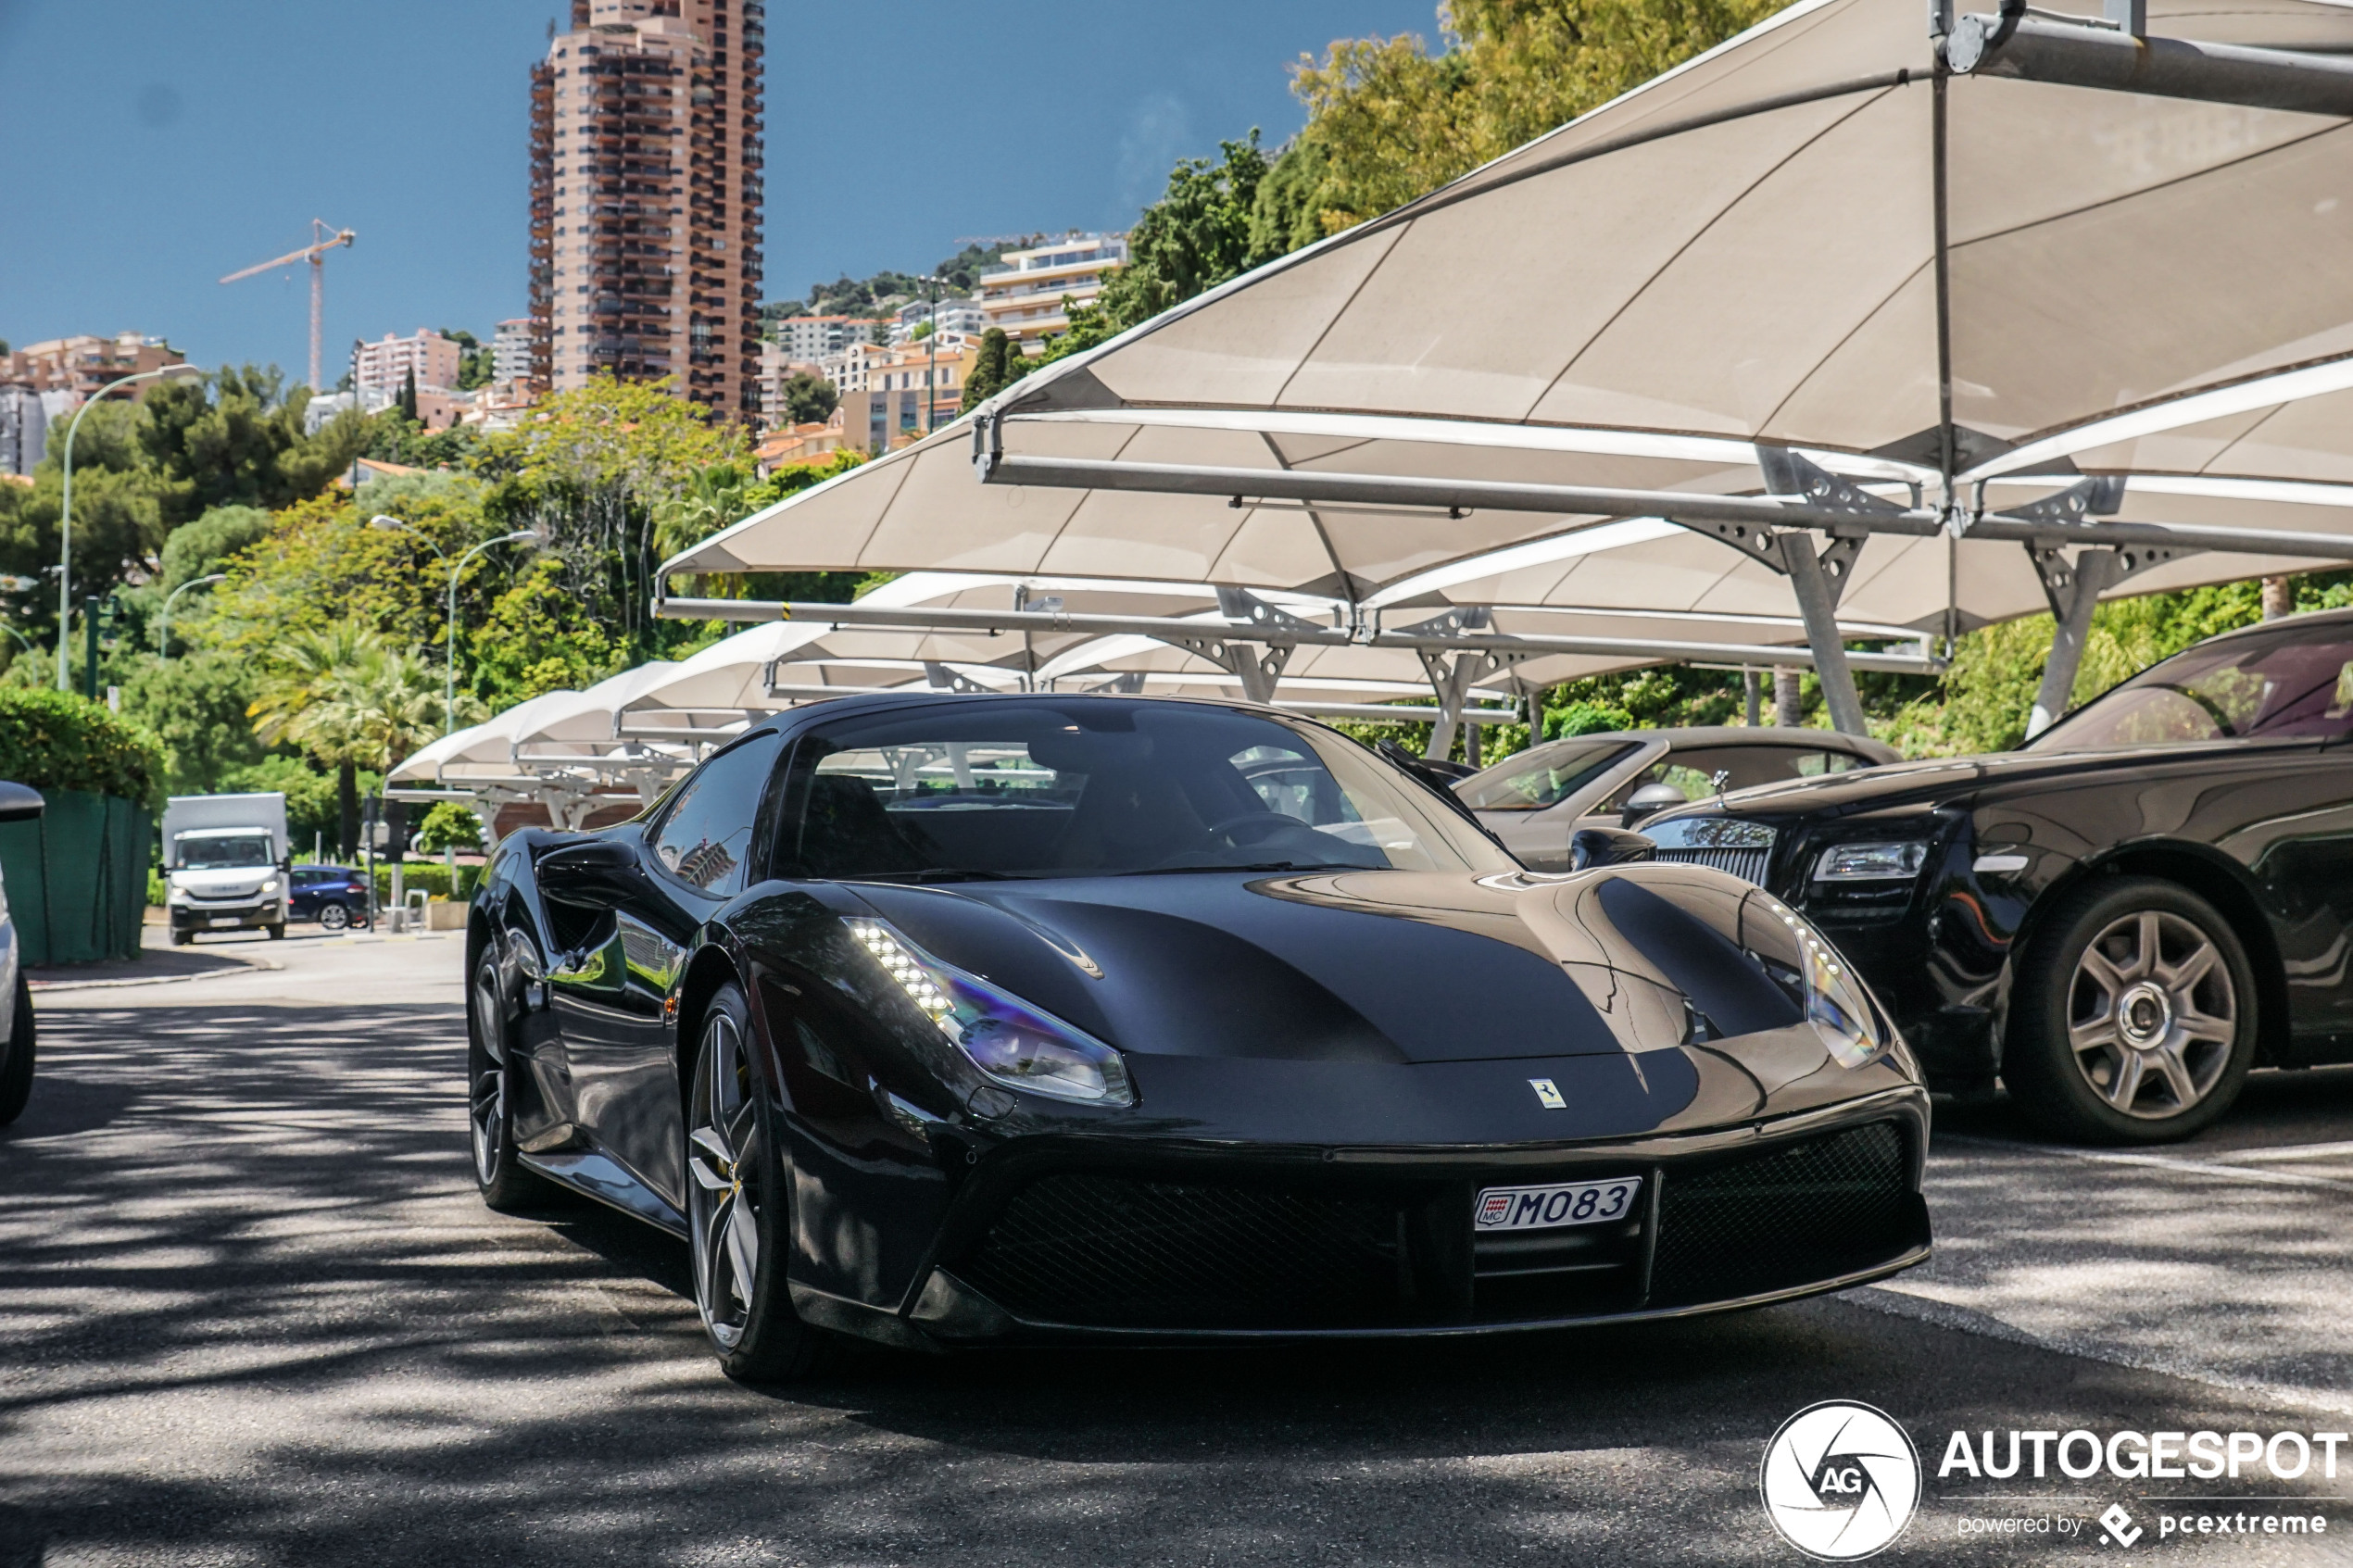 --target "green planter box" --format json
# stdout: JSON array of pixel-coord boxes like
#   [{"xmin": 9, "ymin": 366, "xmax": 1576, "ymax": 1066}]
[{"xmin": 0, "ymin": 790, "xmax": 155, "ymax": 966}]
